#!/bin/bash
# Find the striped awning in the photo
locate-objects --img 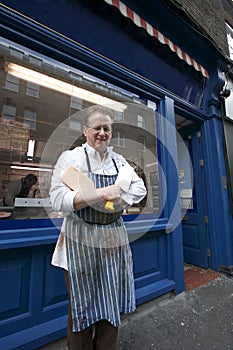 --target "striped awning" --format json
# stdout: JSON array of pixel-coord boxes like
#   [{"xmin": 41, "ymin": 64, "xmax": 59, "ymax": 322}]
[{"xmin": 104, "ymin": 0, "xmax": 209, "ymax": 78}]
